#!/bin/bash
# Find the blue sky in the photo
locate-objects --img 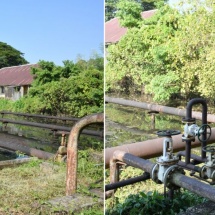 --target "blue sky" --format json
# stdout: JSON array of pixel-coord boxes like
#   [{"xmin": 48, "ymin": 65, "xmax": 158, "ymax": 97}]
[{"xmin": 0, "ymin": 0, "xmax": 104, "ymax": 66}]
